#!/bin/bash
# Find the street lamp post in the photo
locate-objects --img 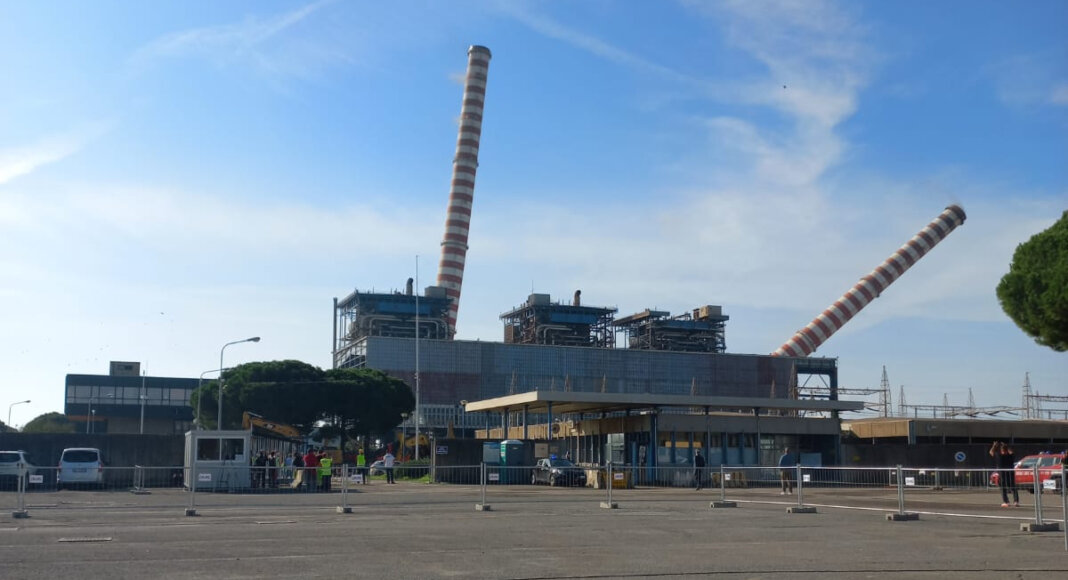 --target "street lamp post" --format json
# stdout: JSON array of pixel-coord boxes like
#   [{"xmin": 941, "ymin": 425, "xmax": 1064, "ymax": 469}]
[
  {"xmin": 7, "ymin": 400, "xmax": 30, "ymax": 430},
  {"xmin": 400, "ymin": 412, "xmax": 409, "ymax": 461},
  {"xmin": 196, "ymin": 367, "xmax": 230, "ymax": 430},
  {"xmin": 217, "ymin": 337, "xmax": 260, "ymax": 460},
  {"xmin": 139, "ymin": 368, "xmax": 146, "ymax": 435}
]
